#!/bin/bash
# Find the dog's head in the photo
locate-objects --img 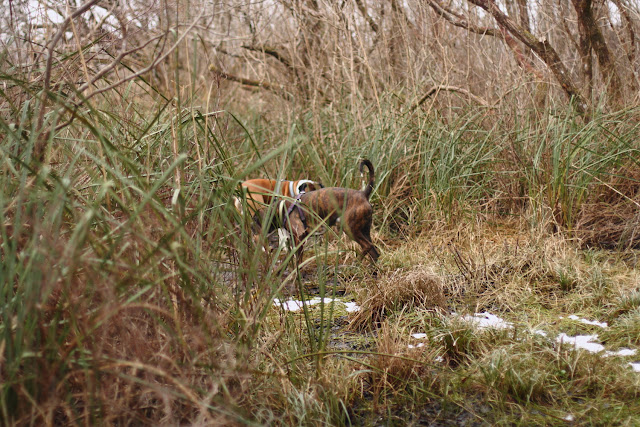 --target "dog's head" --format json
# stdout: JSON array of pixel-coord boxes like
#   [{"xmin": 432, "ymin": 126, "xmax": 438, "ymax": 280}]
[{"xmin": 296, "ymin": 180, "xmax": 324, "ymax": 194}]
